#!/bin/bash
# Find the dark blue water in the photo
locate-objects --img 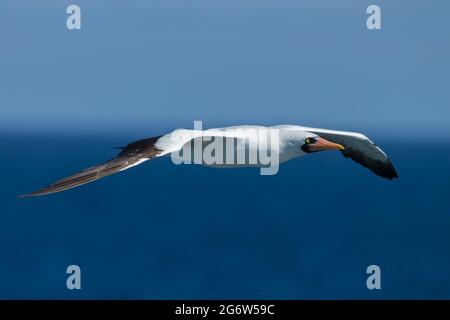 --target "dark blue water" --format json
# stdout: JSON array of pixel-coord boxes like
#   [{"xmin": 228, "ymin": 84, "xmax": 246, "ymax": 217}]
[{"xmin": 1, "ymin": 133, "xmax": 450, "ymax": 299}]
